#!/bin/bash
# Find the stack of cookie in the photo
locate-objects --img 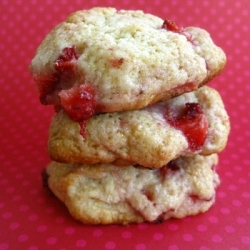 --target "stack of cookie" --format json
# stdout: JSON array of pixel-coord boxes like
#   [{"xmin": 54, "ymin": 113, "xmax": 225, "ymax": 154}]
[{"xmin": 30, "ymin": 8, "xmax": 230, "ymax": 225}]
